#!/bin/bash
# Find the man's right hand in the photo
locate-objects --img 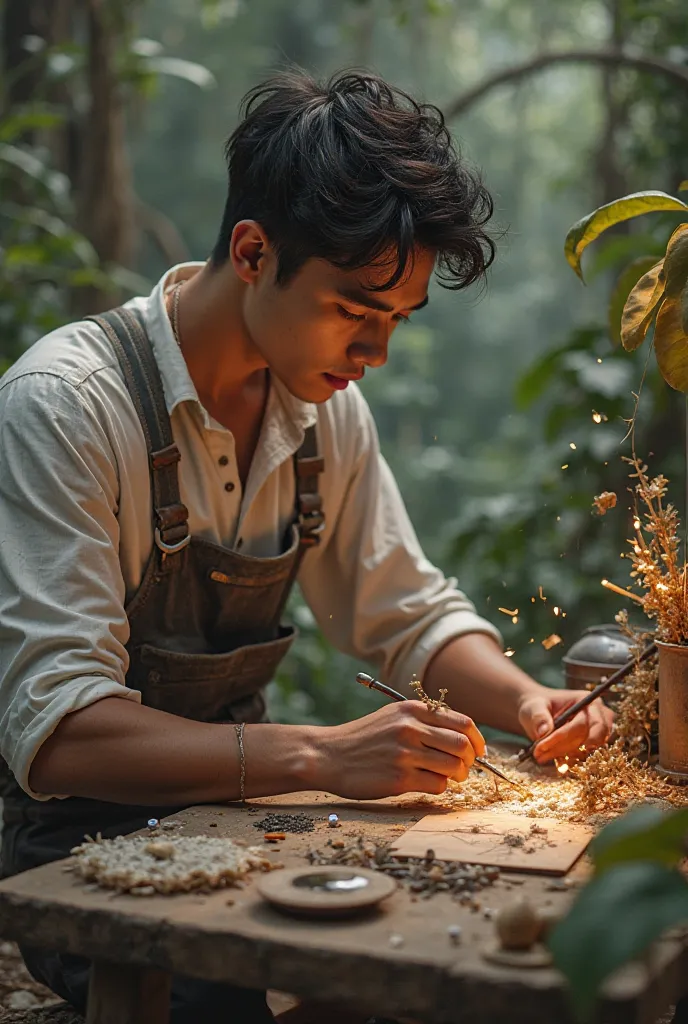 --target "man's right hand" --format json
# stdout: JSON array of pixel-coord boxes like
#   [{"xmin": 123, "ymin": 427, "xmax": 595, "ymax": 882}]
[{"xmin": 311, "ymin": 700, "xmax": 486, "ymax": 801}]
